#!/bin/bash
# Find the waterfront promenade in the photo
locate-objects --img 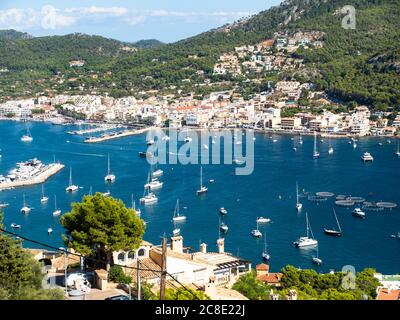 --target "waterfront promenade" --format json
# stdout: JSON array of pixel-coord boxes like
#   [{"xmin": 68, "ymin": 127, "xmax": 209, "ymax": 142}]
[
  {"xmin": 0, "ymin": 163, "xmax": 64, "ymax": 190},
  {"xmin": 84, "ymin": 127, "xmax": 151, "ymax": 143}
]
